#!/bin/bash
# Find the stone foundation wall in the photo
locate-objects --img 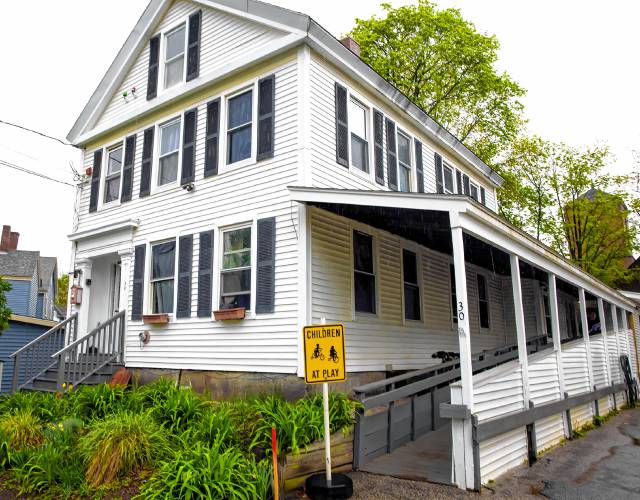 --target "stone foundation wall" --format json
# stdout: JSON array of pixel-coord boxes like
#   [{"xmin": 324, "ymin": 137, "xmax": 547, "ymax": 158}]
[{"xmin": 128, "ymin": 368, "xmax": 385, "ymax": 400}]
